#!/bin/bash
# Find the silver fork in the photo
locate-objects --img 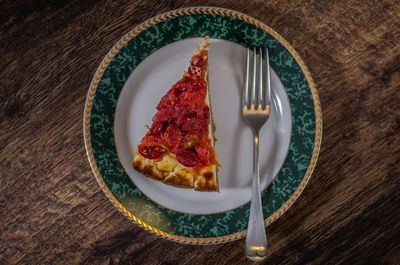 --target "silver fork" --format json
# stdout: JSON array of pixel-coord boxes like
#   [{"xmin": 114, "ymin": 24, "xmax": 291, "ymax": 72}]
[{"xmin": 242, "ymin": 47, "xmax": 271, "ymax": 261}]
